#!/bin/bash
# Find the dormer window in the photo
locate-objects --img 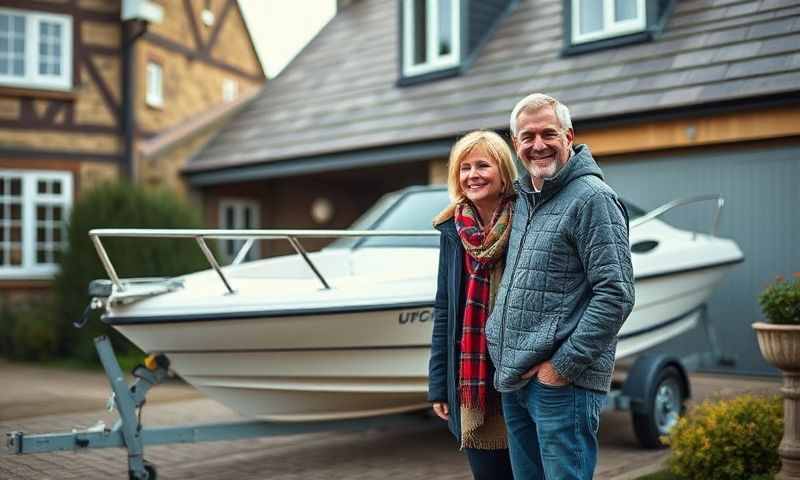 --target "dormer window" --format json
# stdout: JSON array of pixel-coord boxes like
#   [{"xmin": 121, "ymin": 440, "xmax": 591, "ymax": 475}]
[
  {"xmin": 572, "ymin": 0, "xmax": 645, "ymax": 44},
  {"xmin": 564, "ymin": 0, "xmax": 674, "ymax": 55},
  {"xmin": 401, "ymin": 0, "xmax": 461, "ymax": 78}
]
